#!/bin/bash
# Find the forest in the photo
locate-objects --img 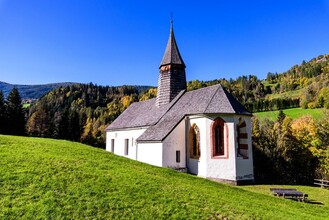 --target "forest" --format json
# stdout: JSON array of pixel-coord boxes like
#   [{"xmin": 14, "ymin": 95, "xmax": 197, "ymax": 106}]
[{"xmin": 0, "ymin": 54, "xmax": 328, "ymax": 184}]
